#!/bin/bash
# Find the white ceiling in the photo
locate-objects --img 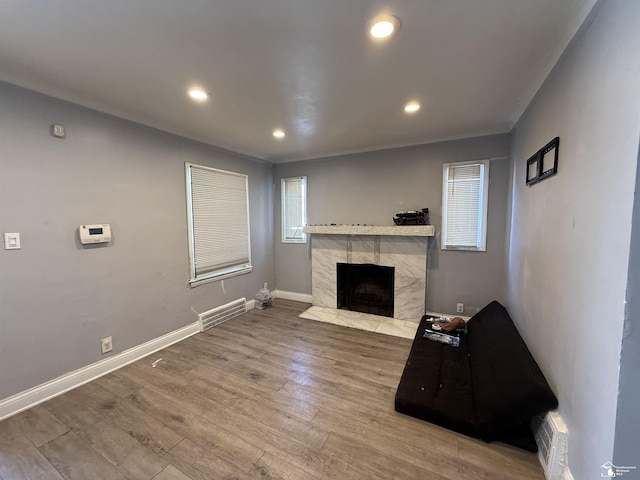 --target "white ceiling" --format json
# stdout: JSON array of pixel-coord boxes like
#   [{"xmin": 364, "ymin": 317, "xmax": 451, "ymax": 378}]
[{"xmin": 0, "ymin": 0, "xmax": 596, "ymax": 163}]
